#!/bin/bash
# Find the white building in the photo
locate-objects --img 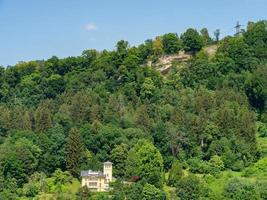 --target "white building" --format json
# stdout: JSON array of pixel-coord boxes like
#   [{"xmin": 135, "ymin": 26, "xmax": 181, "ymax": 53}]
[{"xmin": 81, "ymin": 161, "xmax": 113, "ymax": 192}]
